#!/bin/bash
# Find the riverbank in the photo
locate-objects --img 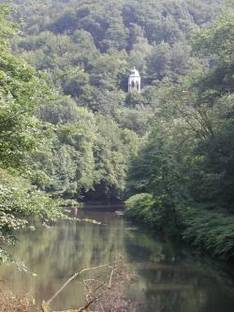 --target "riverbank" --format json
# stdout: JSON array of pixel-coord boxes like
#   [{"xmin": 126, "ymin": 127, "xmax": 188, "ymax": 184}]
[
  {"xmin": 125, "ymin": 193, "xmax": 234, "ymax": 262},
  {"xmin": 0, "ymin": 286, "xmax": 34, "ymax": 312}
]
